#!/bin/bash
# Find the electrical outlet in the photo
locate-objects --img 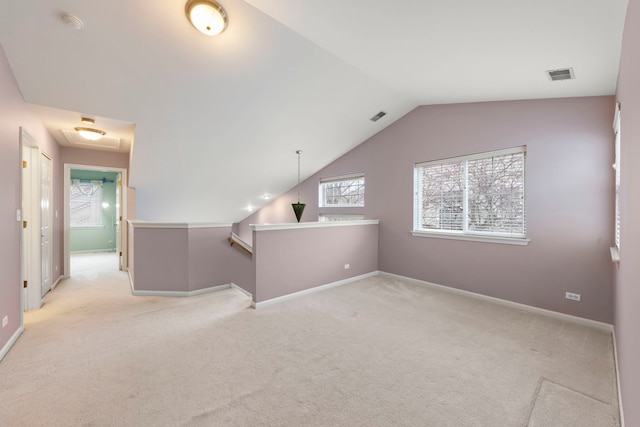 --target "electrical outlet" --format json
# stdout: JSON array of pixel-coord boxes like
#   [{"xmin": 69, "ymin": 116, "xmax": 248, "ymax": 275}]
[
  {"xmin": 344, "ymin": 264, "xmax": 350, "ymax": 270},
  {"xmin": 565, "ymin": 292, "xmax": 581, "ymax": 302},
  {"xmin": 2, "ymin": 316, "xmax": 8, "ymax": 328}
]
